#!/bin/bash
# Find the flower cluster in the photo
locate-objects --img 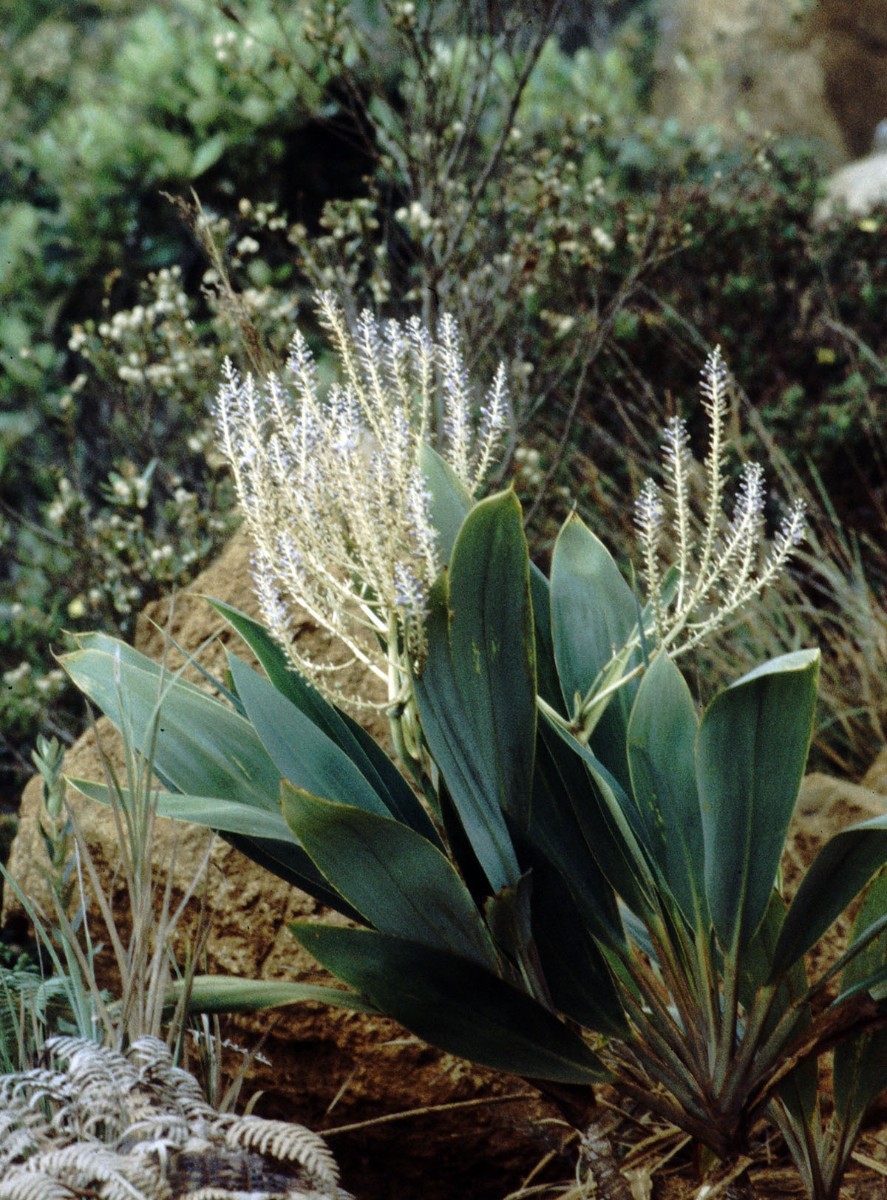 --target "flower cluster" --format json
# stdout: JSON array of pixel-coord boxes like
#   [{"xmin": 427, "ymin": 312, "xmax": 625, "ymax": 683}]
[
  {"xmin": 215, "ymin": 292, "xmax": 507, "ymax": 707},
  {"xmin": 635, "ymin": 347, "xmax": 807, "ymax": 657}
]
